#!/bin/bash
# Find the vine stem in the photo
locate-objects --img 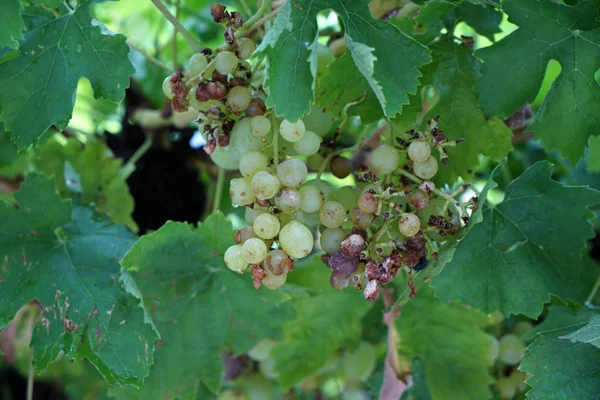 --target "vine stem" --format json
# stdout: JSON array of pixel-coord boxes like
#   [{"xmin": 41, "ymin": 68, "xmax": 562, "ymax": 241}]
[
  {"xmin": 213, "ymin": 168, "xmax": 225, "ymax": 214},
  {"xmin": 127, "ymin": 41, "xmax": 173, "ymax": 73},
  {"xmin": 242, "ymin": 5, "xmax": 282, "ymax": 38},
  {"xmin": 26, "ymin": 349, "xmax": 34, "ymax": 400},
  {"xmin": 395, "ymin": 168, "xmax": 460, "ymax": 205},
  {"xmin": 586, "ymin": 274, "xmax": 600, "ymax": 305},
  {"xmin": 120, "ymin": 136, "xmax": 153, "ymax": 180},
  {"xmin": 238, "ymin": 0, "xmax": 272, "ymax": 36},
  {"xmin": 151, "ymin": 0, "xmax": 203, "ymax": 53}
]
